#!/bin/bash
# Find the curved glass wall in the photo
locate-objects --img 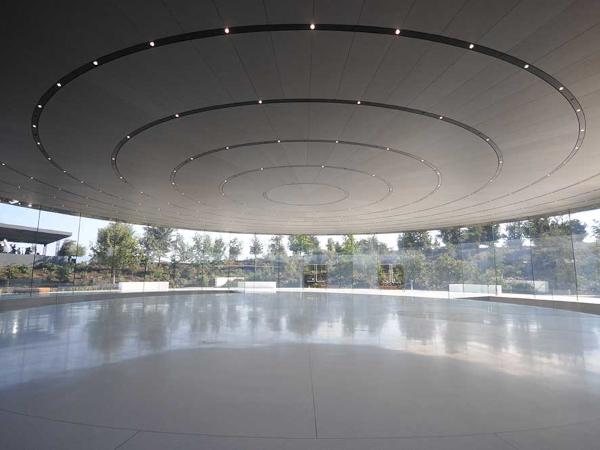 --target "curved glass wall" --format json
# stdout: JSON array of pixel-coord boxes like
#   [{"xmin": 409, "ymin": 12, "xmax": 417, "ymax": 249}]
[{"xmin": 1, "ymin": 202, "xmax": 600, "ymax": 304}]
